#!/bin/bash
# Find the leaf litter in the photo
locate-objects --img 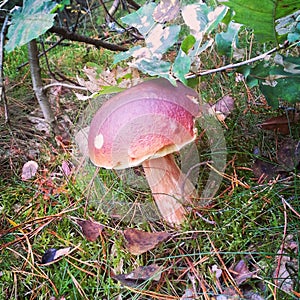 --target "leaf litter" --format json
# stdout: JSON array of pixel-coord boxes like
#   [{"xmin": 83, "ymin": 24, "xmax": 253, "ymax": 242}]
[
  {"xmin": 252, "ymin": 137, "xmax": 300, "ymax": 181},
  {"xmin": 124, "ymin": 228, "xmax": 170, "ymax": 255},
  {"xmin": 113, "ymin": 264, "xmax": 162, "ymax": 287},
  {"xmin": 41, "ymin": 247, "xmax": 71, "ymax": 264},
  {"xmin": 258, "ymin": 112, "xmax": 300, "ymax": 135},
  {"xmin": 21, "ymin": 160, "xmax": 38, "ymax": 180},
  {"xmin": 76, "ymin": 219, "xmax": 104, "ymax": 242}
]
